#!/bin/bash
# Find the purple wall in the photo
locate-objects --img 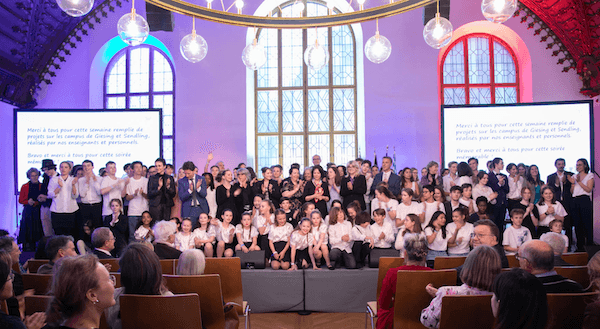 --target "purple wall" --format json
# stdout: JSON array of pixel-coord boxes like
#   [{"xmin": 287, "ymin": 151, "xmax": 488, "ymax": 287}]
[{"xmin": 1, "ymin": 1, "xmax": 598, "ymax": 239}]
